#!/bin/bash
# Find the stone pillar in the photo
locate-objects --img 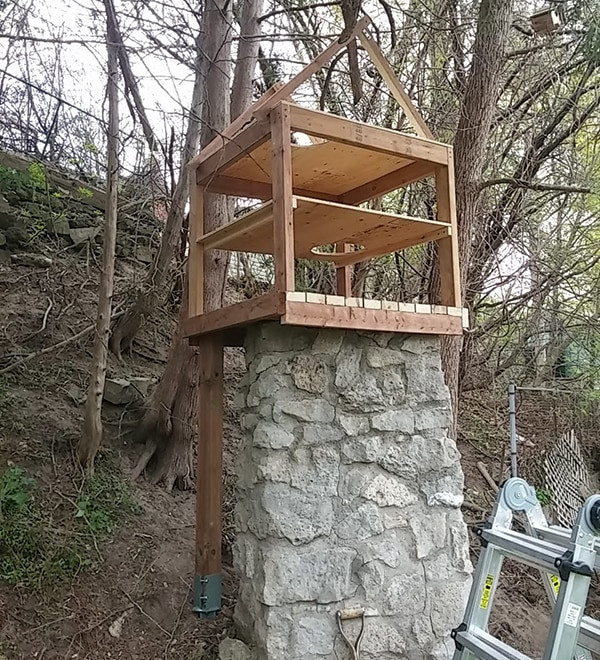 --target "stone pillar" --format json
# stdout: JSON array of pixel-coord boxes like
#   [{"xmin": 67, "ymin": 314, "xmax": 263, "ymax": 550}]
[{"xmin": 233, "ymin": 323, "xmax": 471, "ymax": 660}]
